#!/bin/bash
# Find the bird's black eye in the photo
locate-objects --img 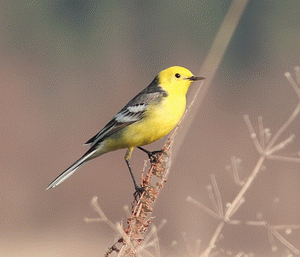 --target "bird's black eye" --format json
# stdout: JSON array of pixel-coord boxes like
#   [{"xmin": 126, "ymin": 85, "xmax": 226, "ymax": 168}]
[{"xmin": 175, "ymin": 73, "xmax": 181, "ymax": 78}]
